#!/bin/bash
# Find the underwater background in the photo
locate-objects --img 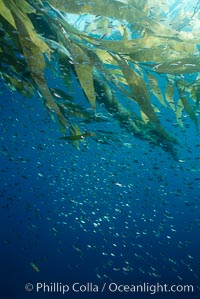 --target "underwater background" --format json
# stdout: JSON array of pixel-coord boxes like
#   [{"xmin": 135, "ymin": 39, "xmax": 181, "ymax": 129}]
[{"xmin": 1, "ymin": 0, "xmax": 200, "ymax": 298}]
